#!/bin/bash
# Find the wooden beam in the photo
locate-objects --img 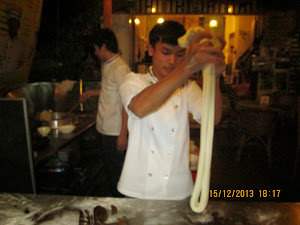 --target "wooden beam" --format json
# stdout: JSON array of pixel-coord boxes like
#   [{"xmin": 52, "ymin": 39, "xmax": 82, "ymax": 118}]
[{"xmin": 103, "ymin": 0, "xmax": 112, "ymax": 28}]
